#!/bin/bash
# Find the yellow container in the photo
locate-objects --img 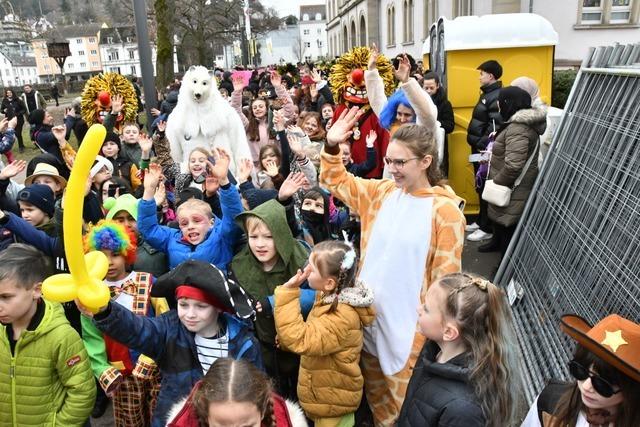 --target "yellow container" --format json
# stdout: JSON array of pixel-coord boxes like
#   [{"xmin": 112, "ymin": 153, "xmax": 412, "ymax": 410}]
[{"xmin": 423, "ymin": 14, "xmax": 558, "ymax": 214}]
